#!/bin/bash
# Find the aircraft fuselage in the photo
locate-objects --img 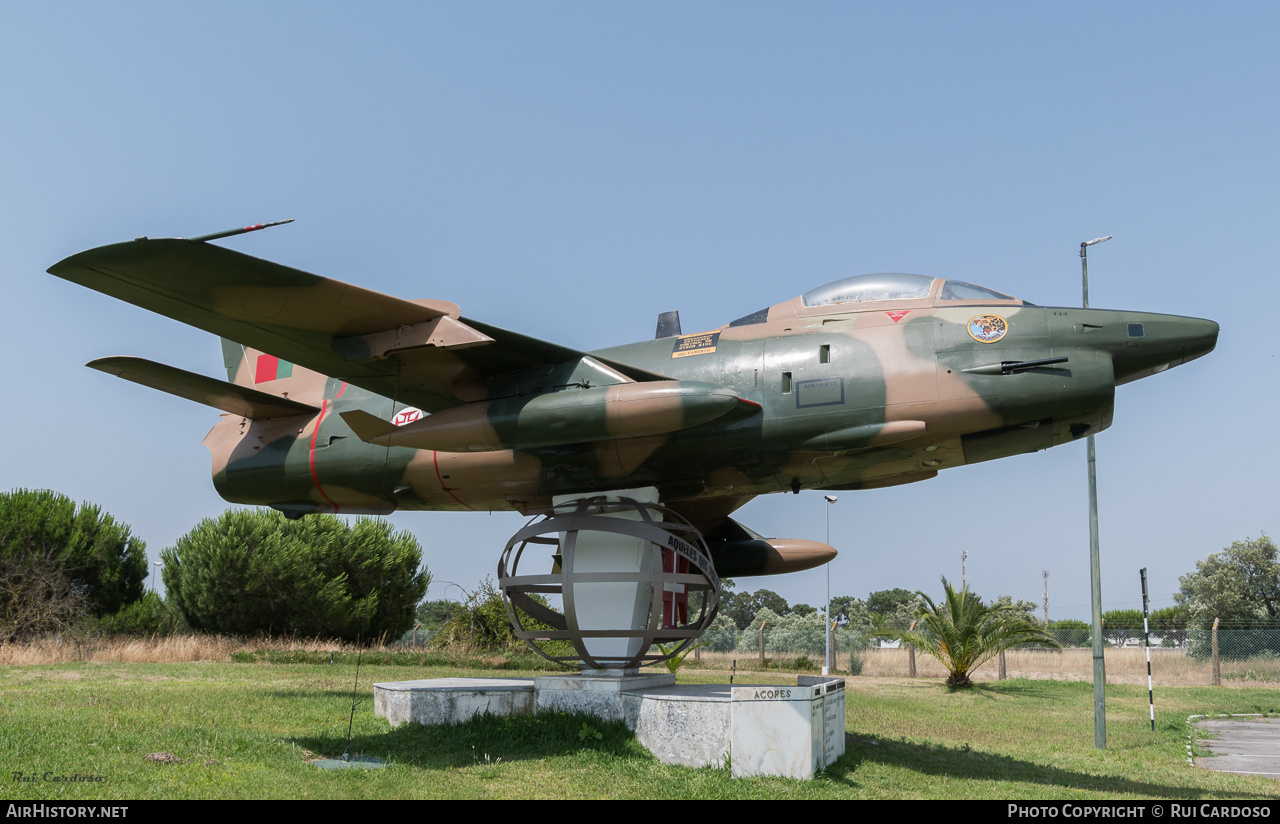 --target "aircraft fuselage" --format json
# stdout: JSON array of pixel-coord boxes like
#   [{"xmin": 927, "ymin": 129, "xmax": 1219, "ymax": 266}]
[{"xmin": 205, "ymin": 294, "xmax": 1217, "ymax": 524}]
